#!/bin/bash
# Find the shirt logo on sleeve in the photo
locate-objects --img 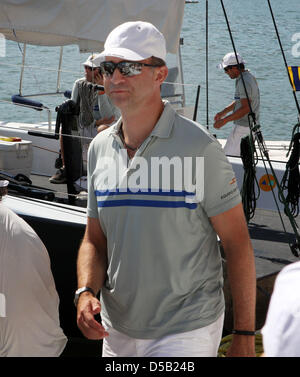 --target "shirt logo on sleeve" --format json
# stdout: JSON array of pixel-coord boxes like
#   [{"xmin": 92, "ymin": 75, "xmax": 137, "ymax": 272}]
[{"xmin": 220, "ymin": 186, "xmax": 238, "ymax": 200}]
